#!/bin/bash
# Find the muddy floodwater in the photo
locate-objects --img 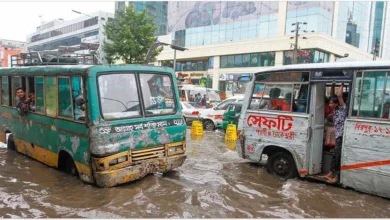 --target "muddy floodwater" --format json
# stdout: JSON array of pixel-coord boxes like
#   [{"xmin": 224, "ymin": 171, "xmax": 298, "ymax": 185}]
[{"xmin": 0, "ymin": 130, "xmax": 389, "ymax": 218}]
